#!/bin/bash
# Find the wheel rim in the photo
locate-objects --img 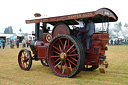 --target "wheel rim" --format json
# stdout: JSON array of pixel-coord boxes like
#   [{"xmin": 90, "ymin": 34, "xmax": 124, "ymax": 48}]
[
  {"xmin": 48, "ymin": 35, "xmax": 84, "ymax": 77},
  {"xmin": 18, "ymin": 50, "xmax": 32, "ymax": 70}
]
